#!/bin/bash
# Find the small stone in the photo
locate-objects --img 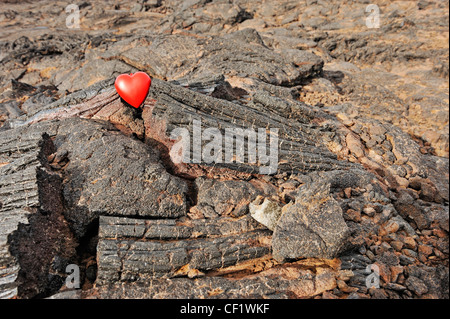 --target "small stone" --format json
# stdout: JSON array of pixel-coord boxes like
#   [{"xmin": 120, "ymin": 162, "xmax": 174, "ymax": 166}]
[
  {"xmin": 386, "ymin": 233, "xmax": 398, "ymax": 241},
  {"xmin": 385, "ymin": 220, "xmax": 400, "ymax": 234},
  {"xmin": 365, "ymin": 250, "xmax": 376, "ymax": 261},
  {"xmin": 376, "ymin": 251, "xmax": 400, "ymax": 268},
  {"xmin": 417, "ymin": 0, "xmax": 431, "ymax": 10},
  {"xmin": 419, "ymin": 182, "xmax": 442, "ymax": 203},
  {"xmin": 405, "ymin": 276, "xmax": 428, "ymax": 296},
  {"xmin": 145, "ymin": 0, "xmax": 161, "ymax": 8},
  {"xmin": 436, "ymin": 238, "xmax": 449, "ymax": 253},
  {"xmin": 347, "ymin": 292, "xmax": 370, "ymax": 299},
  {"xmin": 344, "ymin": 187, "xmax": 352, "ymax": 198},
  {"xmin": 408, "ymin": 178, "xmax": 422, "ymax": 190},
  {"xmin": 188, "ymin": 206, "xmax": 204, "ymax": 220},
  {"xmin": 346, "ymin": 133, "xmax": 364, "ymax": 158},
  {"xmin": 337, "ymin": 270, "xmax": 354, "ymax": 281},
  {"xmin": 402, "ymin": 237, "xmax": 417, "ymax": 250},
  {"xmin": 439, "ymin": 219, "xmax": 449, "ymax": 232},
  {"xmin": 370, "ymin": 245, "xmax": 383, "ymax": 255},
  {"xmin": 344, "ymin": 209, "xmax": 361, "ymax": 222},
  {"xmin": 434, "ymin": 249, "xmax": 444, "ymax": 259},
  {"xmin": 364, "ymin": 138, "xmax": 377, "ymax": 149},
  {"xmin": 369, "ymin": 288, "xmax": 388, "ymax": 299},
  {"xmin": 332, "ymin": 288, "xmax": 344, "ymax": 297},
  {"xmin": 385, "ymin": 283, "xmax": 407, "ymax": 292},
  {"xmin": 432, "ymin": 229, "xmax": 447, "ymax": 238},
  {"xmin": 200, "ymin": 204, "xmax": 220, "ymax": 219},
  {"xmin": 187, "ymin": 268, "xmax": 205, "ymax": 279},
  {"xmin": 322, "ymin": 291, "xmax": 339, "ymax": 299},
  {"xmin": 348, "ymin": 200, "xmax": 363, "ymax": 212},
  {"xmin": 418, "ymin": 253, "xmax": 428, "ymax": 263},
  {"xmin": 402, "ymin": 249, "xmax": 418, "ymax": 258},
  {"xmin": 238, "ymin": 18, "xmax": 267, "ymax": 31},
  {"xmin": 337, "ymin": 279, "xmax": 350, "ymax": 291},
  {"xmin": 399, "ymin": 255, "xmax": 415, "ymax": 266},
  {"xmin": 373, "ymin": 214, "xmax": 382, "ymax": 225},
  {"xmin": 397, "ymin": 274, "xmax": 406, "ymax": 285},
  {"xmin": 418, "ymin": 245, "xmax": 433, "ymax": 256},
  {"xmin": 362, "ymin": 206, "xmax": 376, "ymax": 217},
  {"xmin": 49, "ymin": 162, "xmax": 62, "ymax": 170},
  {"xmin": 390, "ymin": 241, "xmax": 404, "ymax": 252},
  {"xmin": 394, "ymin": 176, "xmax": 410, "ymax": 188},
  {"xmin": 336, "ymin": 280, "xmax": 358, "ymax": 293},
  {"xmin": 47, "ymin": 152, "xmax": 56, "ymax": 162},
  {"xmin": 368, "ymin": 124, "xmax": 387, "ymax": 136},
  {"xmin": 249, "ymin": 197, "xmax": 282, "ymax": 231},
  {"xmin": 394, "ymin": 191, "xmax": 430, "ymax": 230},
  {"xmin": 381, "ymin": 242, "xmax": 392, "ymax": 251},
  {"xmin": 54, "ymin": 149, "xmax": 69, "ymax": 163},
  {"xmin": 359, "ymin": 246, "xmax": 367, "ymax": 255},
  {"xmin": 336, "ymin": 113, "xmax": 354, "ymax": 126},
  {"xmin": 390, "ymin": 266, "xmax": 404, "ymax": 283},
  {"xmin": 375, "ymin": 206, "xmax": 394, "ymax": 224},
  {"xmin": 402, "ymin": 290, "xmax": 413, "ymax": 298},
  {"xmin": 280, "ymin": 180, "xmax": 299, "ymax": 189},
  {"xmin": 388, "ymin": 165, "xmax": 407, "ymax": 178},
  {"xmin": 131, "ymin": 3, "xmax": 143, "ymax": 12},
  {"xmin": 375, "ymin": 262, "xmax": 391, "ymax": 283}
]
